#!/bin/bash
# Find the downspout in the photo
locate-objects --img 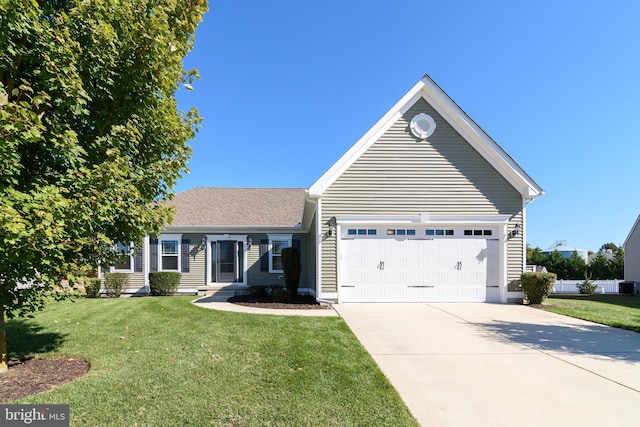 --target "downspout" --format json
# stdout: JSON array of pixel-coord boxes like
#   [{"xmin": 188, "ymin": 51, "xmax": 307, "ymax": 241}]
[
  {"xmin": 314, "ymin": 197, "xmax": 323, "ymax": 302},
  {"xmin": 144, "ymin": 234, "xmax": 150, "ymax": 294},
  {"xmin": 521, "ymin": 198, "xmax": 528, "ymax": 273}
]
